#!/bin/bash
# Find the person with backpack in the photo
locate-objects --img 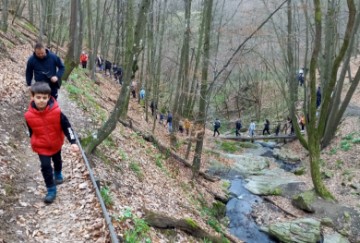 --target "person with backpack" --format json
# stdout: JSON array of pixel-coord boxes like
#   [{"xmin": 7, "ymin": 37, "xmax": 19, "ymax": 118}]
[
  {"xmin": 249, "ymin": 120, "xmax": 256, "ymax": 137},
  {"xmin": 80, "ymin": 51, "xmax": 88, "ymax": 69},
  {"xmin": 165, "ymin": 111, "xmax": 173, "ymax": 133},
  {"xmin": 213, "ymin": 118, "xmax": 221, "ymax": 137},
  {"xmin": 263, "ymin": 119, "xmax": 270, "ymax": 135},
  {"xmin": 298, "ymin": 68, "xmax": 304, "ymax": 86},
  {"xmin": 235, "ymin": 119, "xmax": 242, "ymax": 136}
]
